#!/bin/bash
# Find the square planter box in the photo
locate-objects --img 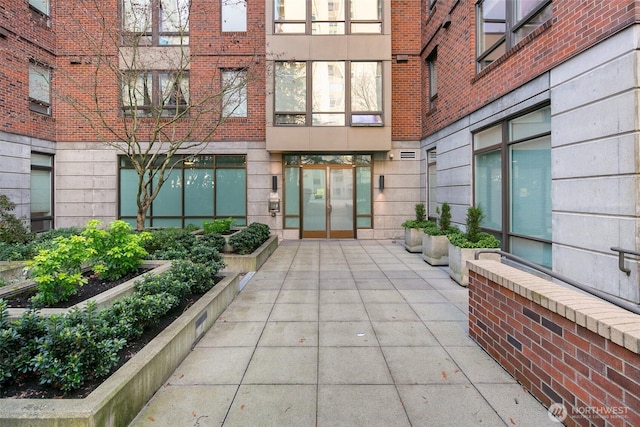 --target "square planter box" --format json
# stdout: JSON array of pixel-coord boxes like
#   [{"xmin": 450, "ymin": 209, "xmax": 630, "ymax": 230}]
[
  {"xmin": 448, "ymin": 243, "xmax": 500, "ymax": 287},
  {"xmin": 404, "ymin": 228, "xmax": 423, "ymax": 253},
  {"xmin": 421, "ymin": 233, "xmax": 450, "ymax": 266}
]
